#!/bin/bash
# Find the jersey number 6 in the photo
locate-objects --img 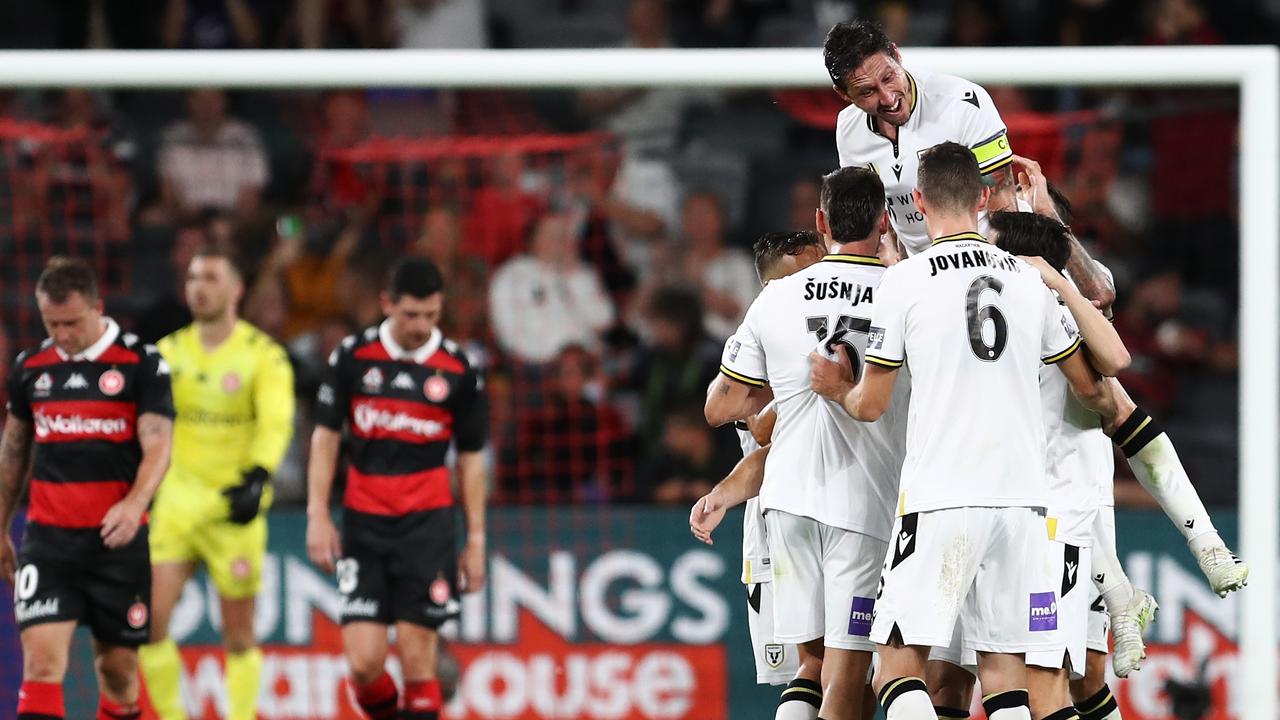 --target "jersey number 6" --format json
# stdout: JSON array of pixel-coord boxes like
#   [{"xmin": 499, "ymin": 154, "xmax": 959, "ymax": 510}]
[{"xmin": 966, "ymin": 274, "xmax": 1008, "ymax": 362}]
